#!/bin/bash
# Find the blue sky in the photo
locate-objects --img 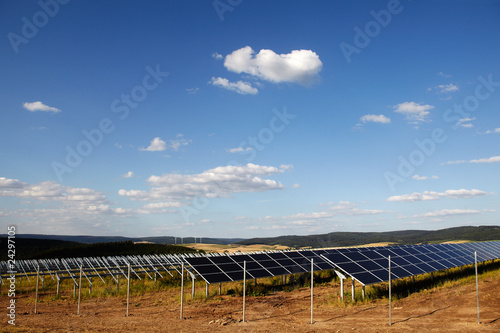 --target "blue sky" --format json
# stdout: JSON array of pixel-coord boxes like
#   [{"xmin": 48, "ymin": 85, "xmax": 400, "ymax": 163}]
[{"xmin": 1, "ymin": 0, "xmax": 499, "ymax": 238}]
